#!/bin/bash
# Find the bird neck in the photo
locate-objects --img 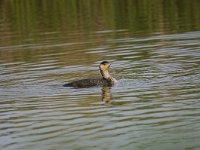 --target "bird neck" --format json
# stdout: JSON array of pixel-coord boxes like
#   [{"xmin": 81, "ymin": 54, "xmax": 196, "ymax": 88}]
[
  {"xmin": 100, "ymin": 69, "xmax": 111, "ymax": 79},
  {"xmin": 100, "ymin": 69, "xmax": 117, "ymax": 84}
]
